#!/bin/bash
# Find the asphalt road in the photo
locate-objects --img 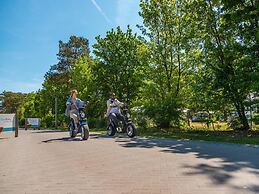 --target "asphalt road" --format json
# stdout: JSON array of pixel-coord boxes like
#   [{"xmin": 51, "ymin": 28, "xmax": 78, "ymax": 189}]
[{"xmin": 0, "ymin": 129, "xmax": 259, "ymax": 194}]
